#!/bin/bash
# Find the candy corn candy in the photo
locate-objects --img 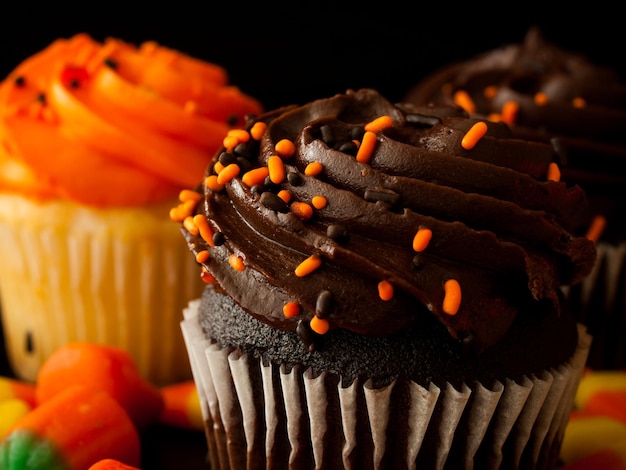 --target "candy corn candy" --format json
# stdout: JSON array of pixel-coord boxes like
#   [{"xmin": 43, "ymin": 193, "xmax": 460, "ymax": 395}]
[
  {"xmin": 561, "ymin": 448, "xmax": 626, "ymax": 470},
  {"xmin": 560, "ymin": 413, "xmax": 626, "ymax": 465},
  {"xmin": 36, "ymin": 342, "xmax": 164, "ymax": 430},
  {"xmin": 0, "ymin": 384, "xmax": 141, "ymax": 470},
  {"xmin": 89, "ymin": 458, "xmax": 141, "ymax": 469},
  {"xmin": 159, "ymin": 380, "xmax": 204, "ymax": 430},
  {"xmin": 575, "ymin": 370, "xmax": 626, "ymax": 423},
  {"xmin": 0, "ymin": 398, "xmax": 32, "ymax": 439},
  {"xmin": 0, "ymin": 376, "xmax": 37, "ymax": 407}
]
